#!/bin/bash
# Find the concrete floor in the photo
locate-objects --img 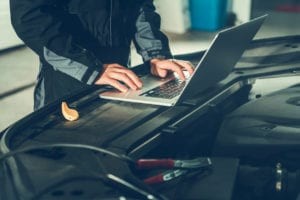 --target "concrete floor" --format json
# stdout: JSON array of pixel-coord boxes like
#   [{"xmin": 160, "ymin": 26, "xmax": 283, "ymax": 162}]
[{"xmin": 0, "ymin": 11, "xmax": 299, "ymax": 131}]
